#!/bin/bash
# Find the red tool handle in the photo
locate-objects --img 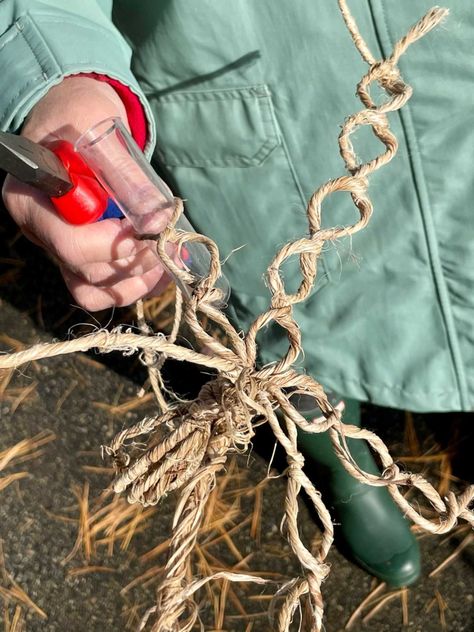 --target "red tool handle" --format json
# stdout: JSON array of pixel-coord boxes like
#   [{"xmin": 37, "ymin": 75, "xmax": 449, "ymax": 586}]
[{"xmin": 47, "ymin": 140, "xmax": 108, "ymax": 225}]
